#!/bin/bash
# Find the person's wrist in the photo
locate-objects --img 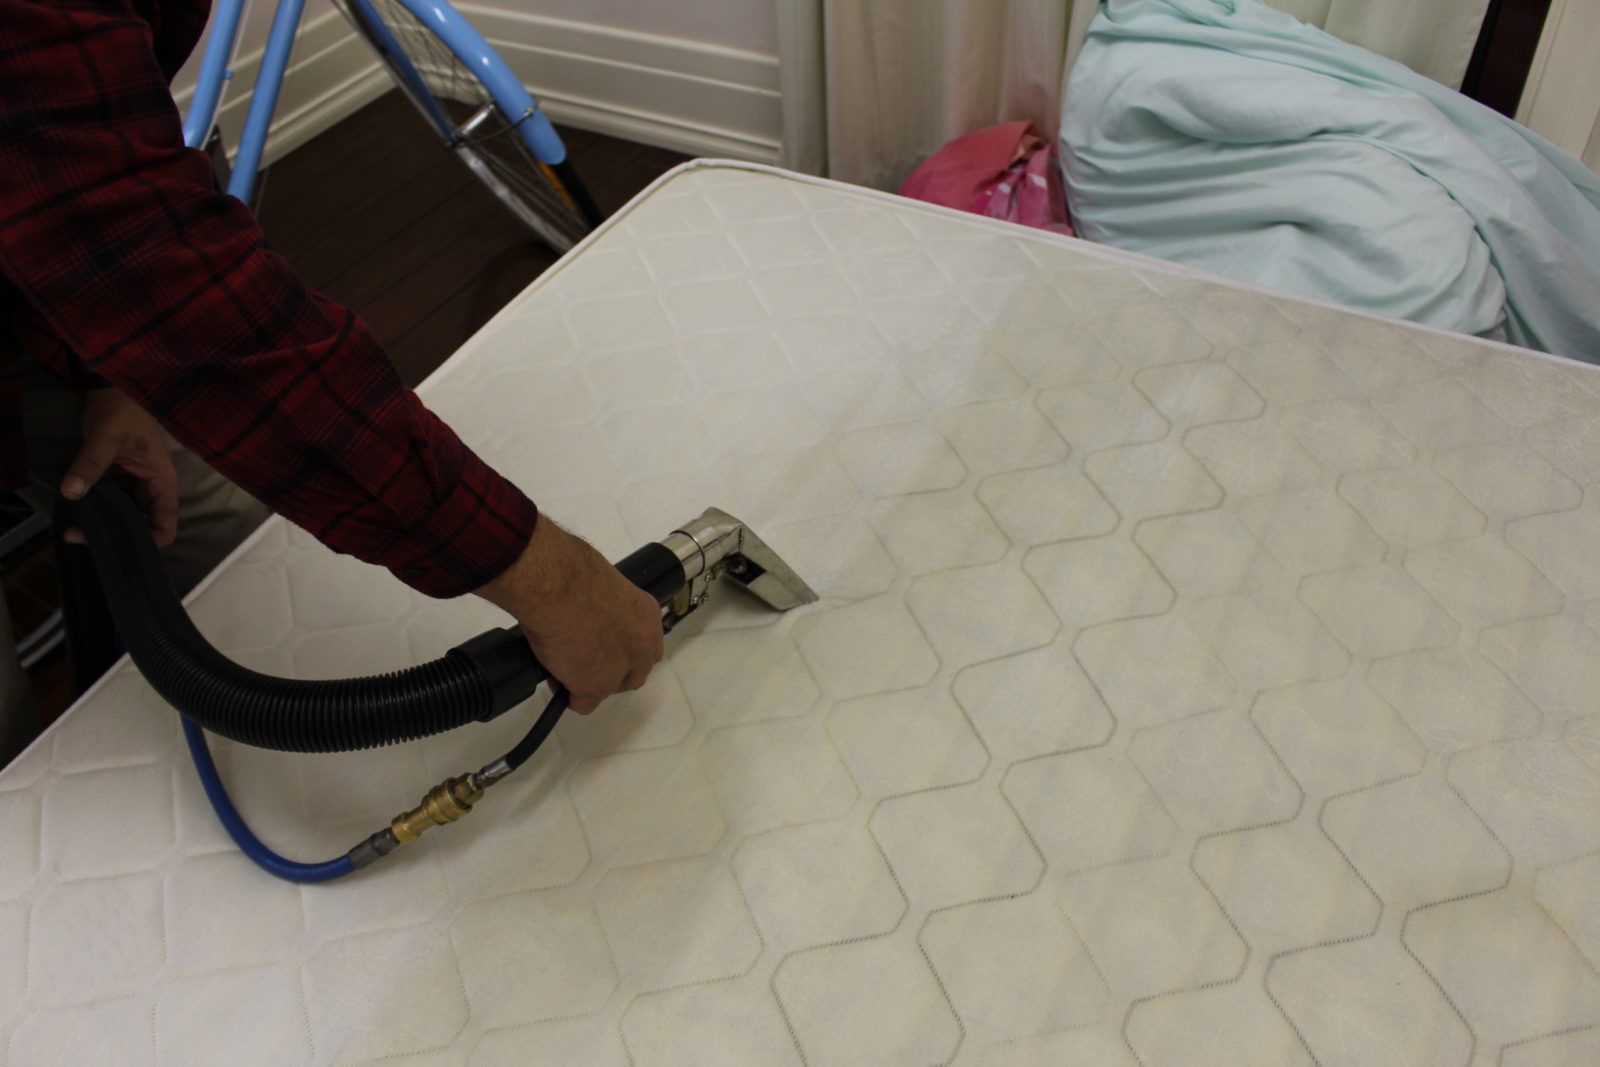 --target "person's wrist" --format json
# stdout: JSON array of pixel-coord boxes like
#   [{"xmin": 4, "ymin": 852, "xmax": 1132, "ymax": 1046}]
[{"xmin": 477, "ymin": 517, "xmax": 573, "ymax": 617}]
